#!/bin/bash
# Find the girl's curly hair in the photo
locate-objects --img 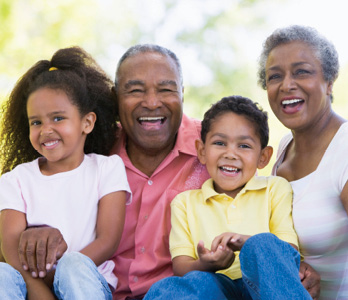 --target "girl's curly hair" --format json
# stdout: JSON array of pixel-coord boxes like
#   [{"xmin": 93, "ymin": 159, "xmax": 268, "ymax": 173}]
[{"xmin": 0, "ymin": 46, "xmax": 118, "ymax": 174}]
